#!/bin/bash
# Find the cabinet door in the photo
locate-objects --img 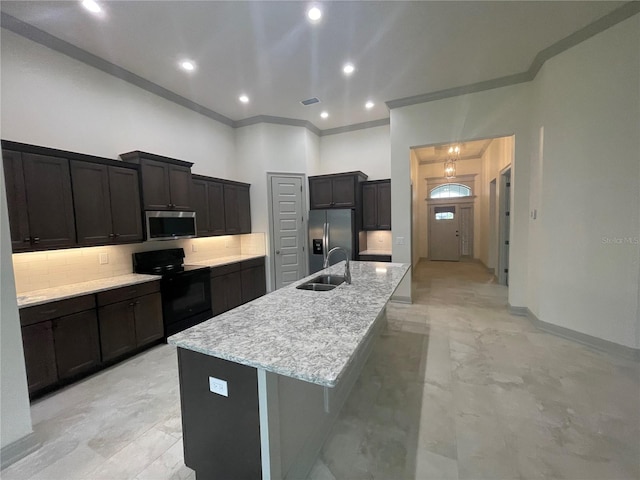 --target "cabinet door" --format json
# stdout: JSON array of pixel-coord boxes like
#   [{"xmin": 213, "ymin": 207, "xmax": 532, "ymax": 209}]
[
  {"xmin": 134, "ymin": 292, "xmax": 164, "ymax": 347},
  {"xmin": 98, "ymin": 301, "xmax": 137, "ymax": 362},
  {"xmin": 223, "ymin": 184, "xmax": 240, "ymax": 234},
  {"xmin": 192, "ymin": 179, "xmax": 211, "ymax": 236},
  {"xmin": 237, "ymin": 185, "xmax": 251, "ymax": 234},
  {"xmin": 140, "ymin": 158, "xmax": 171, "ymax": 210},
  {"xmin": 23, "ymin": 153, "xmax": 76, "ymax": 249},
  {"xmin": 309, "ymin": 178, "xmax": 332, "ymax": 209},
  {"xmin": 21, "ymin": 322, "xmax": 58, "ymax": 395},
  {"xmin": 53, "ymin": 310, "xmax": 101, "ymax": 380},
  {"xmin": 210, "ymin": 274, "xmax": 228, "ymax": 316},
  {"xmin": 2, "ymin": 150, "xmax": 31, "ymax": 251},
  {"xmin": 168, "ymin": 165, "xmax": 192, "ymax": 210},
  {"xmin": 109, "ymin": 166, "xmax": 143, "ymax": 243},
  {"xmin": 361, "ymin": 183, "xmax": 378, "ymax": 230},
  {"xmin": 208, "ymin": 181, "xmax": 226, "ymax": 235},
  {"xmin": 331, "ymin": 176, "xmax": 356, "ymax": 208},
  {"xmin": 225, "ymin": 272, "xmax": 243, "ymax": 311},
  {"xmin": 376, "ymin": 181, "xmax": 391, "ymax": 230},
  {"xmin": 241, "ymin": 265, "xmax": 266, "ymax": 304},
  {"xmin": 71, "ymin": 161, "xmax": 113, "ymax": 245}
]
